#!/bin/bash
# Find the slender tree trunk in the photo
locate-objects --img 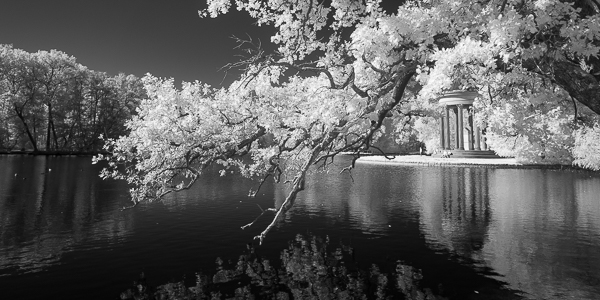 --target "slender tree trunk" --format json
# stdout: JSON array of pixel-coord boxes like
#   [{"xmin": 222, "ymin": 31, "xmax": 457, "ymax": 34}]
[
  {"xmin": 33, "ymin": 117, "xmax": 38, "ymax": 145},
  {"xmin": 51, "ymin": 118, "xmax": 59, "ymax": 150},
  {"xmin": 46, "ymin": 103, "xmax": 52, "ymax": 151},
  {"xmin": 13, "ymin": 104, "xmax": 38, "ymax": 152},
  {"xmin": 92, "ymin": 96, "xmax": 98, "ymax": 132},
  {"xmin": 63, "ymin": 122, "xmax": 76, "ymax": 149}
]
